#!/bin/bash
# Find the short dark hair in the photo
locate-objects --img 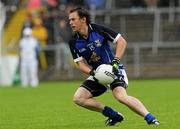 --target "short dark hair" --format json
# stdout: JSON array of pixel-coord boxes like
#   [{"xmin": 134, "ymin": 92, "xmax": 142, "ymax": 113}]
[{"xmin": 70, "ymin": 7, "xmax": 91, "ymax": 24}]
